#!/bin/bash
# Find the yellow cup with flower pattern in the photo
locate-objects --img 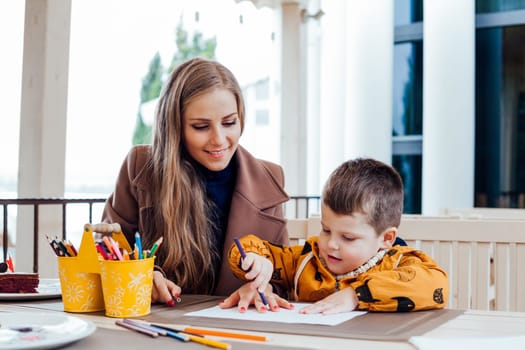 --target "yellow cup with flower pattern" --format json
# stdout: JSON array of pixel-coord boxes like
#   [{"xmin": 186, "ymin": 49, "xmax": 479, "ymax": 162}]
[
  {"xmin": 57, "ymin": 256, "xmax": 105, "ymax": 312},
  {"xmin": 99, "ymin": 257, "xmax": 154, "ymax": 317}
]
